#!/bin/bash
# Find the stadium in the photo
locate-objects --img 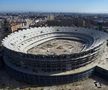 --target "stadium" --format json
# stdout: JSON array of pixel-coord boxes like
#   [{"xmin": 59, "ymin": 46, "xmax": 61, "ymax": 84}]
[{"xmin": 2, "ymin": 27, "xmax": 108, "ymax": 85}]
